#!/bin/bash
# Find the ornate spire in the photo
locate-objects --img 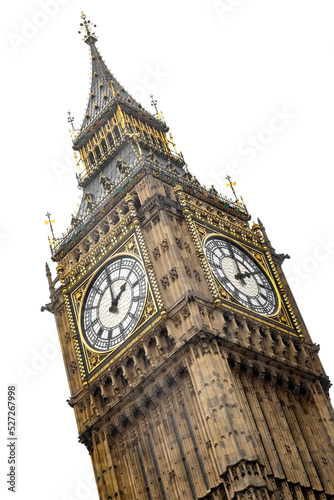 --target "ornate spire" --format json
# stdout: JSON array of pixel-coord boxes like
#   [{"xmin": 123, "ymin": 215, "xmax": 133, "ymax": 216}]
[
  {"xmin": 79, "ymin": 12, "xmax": 97, "ymax": 45},
  {"xmin": 77, "ymin": 13, "xmax": 139, "ymax": 133}
]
